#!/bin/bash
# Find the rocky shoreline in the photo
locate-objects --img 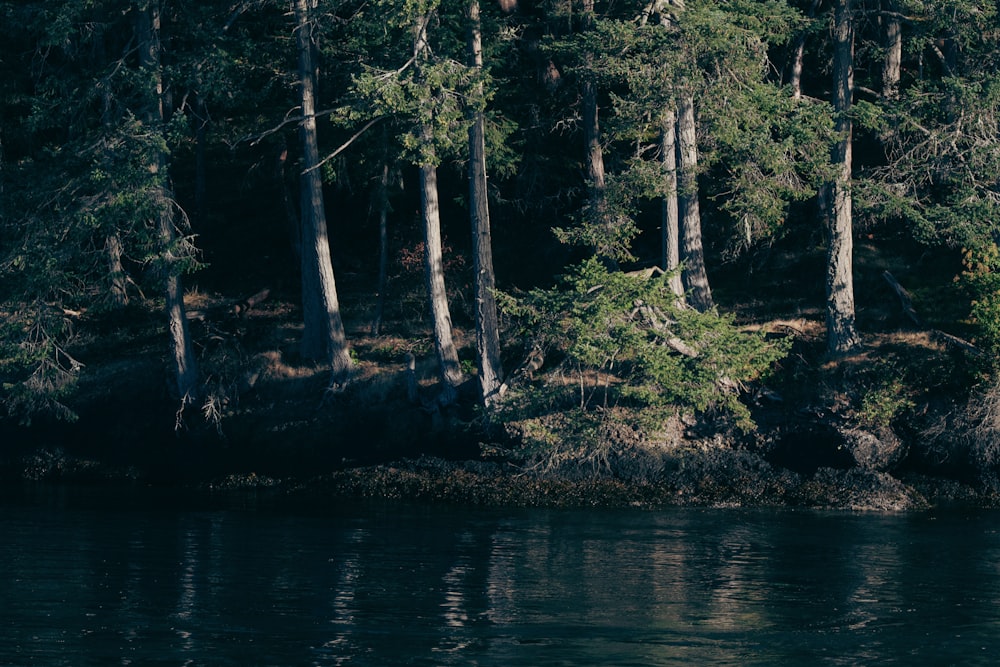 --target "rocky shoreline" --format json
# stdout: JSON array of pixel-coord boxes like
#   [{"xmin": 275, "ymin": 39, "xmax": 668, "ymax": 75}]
[{"xmin": 5, "ymin": 409, "xmax": 997, "ymax": 513}]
